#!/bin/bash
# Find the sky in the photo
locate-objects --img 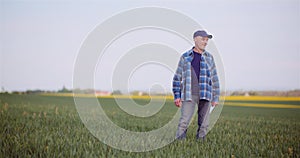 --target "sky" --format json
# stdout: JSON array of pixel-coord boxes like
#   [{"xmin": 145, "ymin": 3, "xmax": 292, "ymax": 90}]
[{"xmin": 1, "ymin": 0, "xmax": 300, "ymax": 92}]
